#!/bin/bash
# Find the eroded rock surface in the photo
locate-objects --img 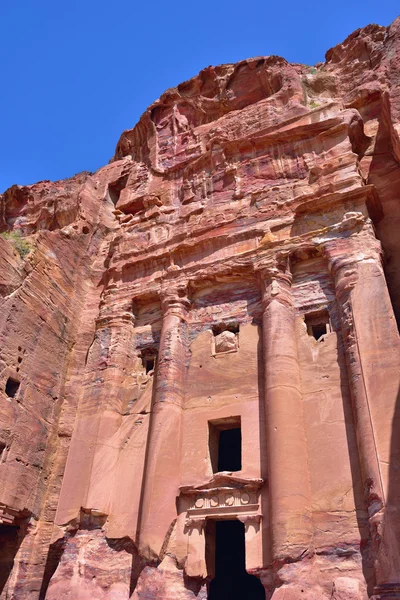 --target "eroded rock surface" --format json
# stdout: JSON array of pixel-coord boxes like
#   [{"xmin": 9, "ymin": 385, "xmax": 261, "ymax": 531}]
[{"xmin": 1, "ymin": 17, "xmax": 400, "ymax": 600}]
